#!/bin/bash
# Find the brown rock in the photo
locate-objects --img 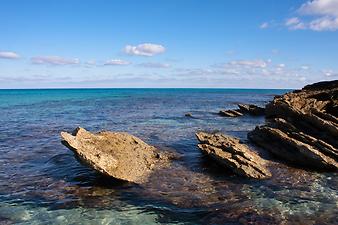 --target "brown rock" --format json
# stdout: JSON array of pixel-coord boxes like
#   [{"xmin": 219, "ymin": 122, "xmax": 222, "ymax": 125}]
[
  {"xmin": 249, "ymin": 80, "xmax": 338, "ymax": 170},
  {"xmin": 248, "ymin": 125, "xmax": 338, "ymax": 170},
  {"xmin": 238, "ymin": 104, "xmax": 265, "ymax": 116},
  {"xmin": 219, "ymin": 109, "xmax": 243, "ymax": 117},
  {"xmin": 196, "ymin": 132, "xmax": 271, "ymax": 179},
  {"xmin": 61, "ymin": 127, "xmax": 171, "ymax": 184}
]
